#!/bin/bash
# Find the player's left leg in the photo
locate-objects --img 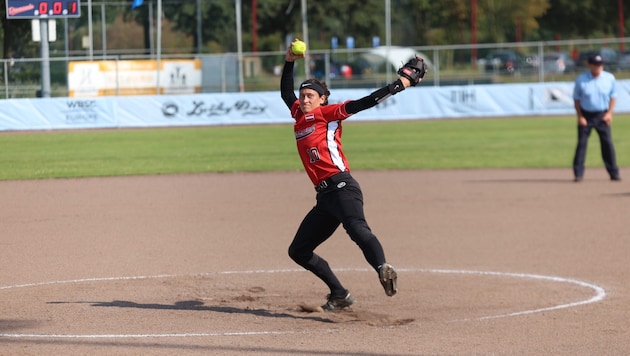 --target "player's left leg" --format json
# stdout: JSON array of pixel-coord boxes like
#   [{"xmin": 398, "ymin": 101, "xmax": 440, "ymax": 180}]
[
  {"xmin": 594, "ymin": 119, "xmax": 620, "ymax": 179},
  {"xmin": 322, "ymin": 175, "xmax": 397, "ymax": 296}
]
